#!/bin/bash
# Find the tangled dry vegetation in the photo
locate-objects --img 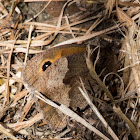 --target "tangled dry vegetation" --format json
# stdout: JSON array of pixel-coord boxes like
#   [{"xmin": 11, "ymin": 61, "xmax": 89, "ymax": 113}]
[{"xmin": 0, "ymin": 0, "xmax": 140, "ymax": 140}]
